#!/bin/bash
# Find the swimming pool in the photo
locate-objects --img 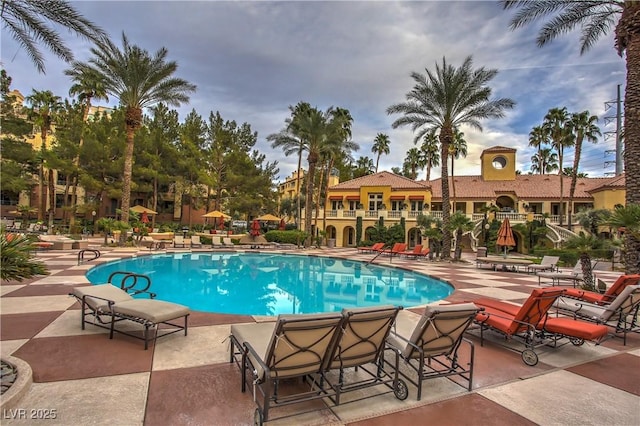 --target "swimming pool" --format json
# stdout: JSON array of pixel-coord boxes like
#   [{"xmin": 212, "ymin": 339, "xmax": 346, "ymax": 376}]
[{"xmin": 86, "ymin": 252, "xmax": 454, "ymax": 315}]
